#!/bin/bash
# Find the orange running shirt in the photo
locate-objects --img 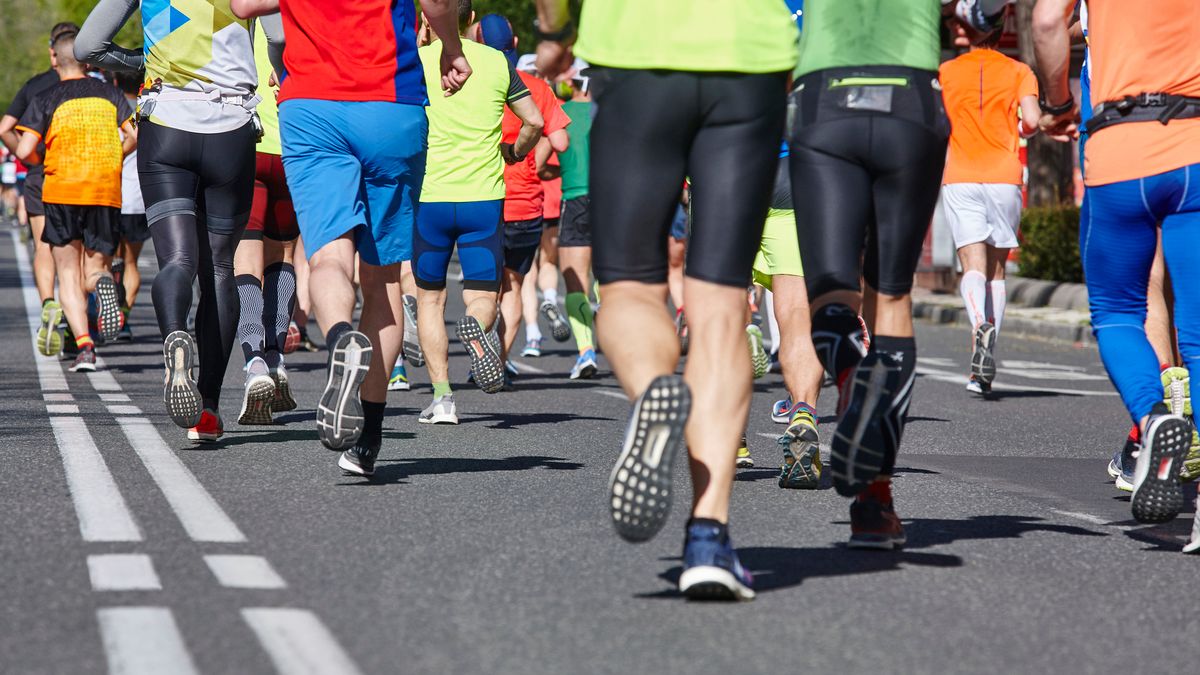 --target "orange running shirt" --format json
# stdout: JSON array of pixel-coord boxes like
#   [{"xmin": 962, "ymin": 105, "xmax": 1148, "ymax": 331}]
[
  {"xmin": 501, "ymin": 72, "xmax": 570, "ymax": 222},
  {"xmin": 1085, "ymin": 0, "xmax": 1200, "ymax": 186},
  {"xmin": 16, "ymin": 77, "xmax": 132, "ymax": 208},
  {"xmin": 939, "ymin": 49, "xmax": 1037, "ymax": 185}
]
